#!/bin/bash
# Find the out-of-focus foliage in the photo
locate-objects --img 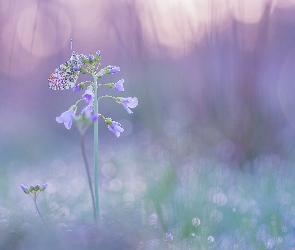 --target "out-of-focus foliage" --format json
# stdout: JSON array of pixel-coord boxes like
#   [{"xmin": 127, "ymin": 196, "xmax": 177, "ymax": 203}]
[{"xmin": 1, "ymin": 0, "xmax": 295, "ymax": 249}]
